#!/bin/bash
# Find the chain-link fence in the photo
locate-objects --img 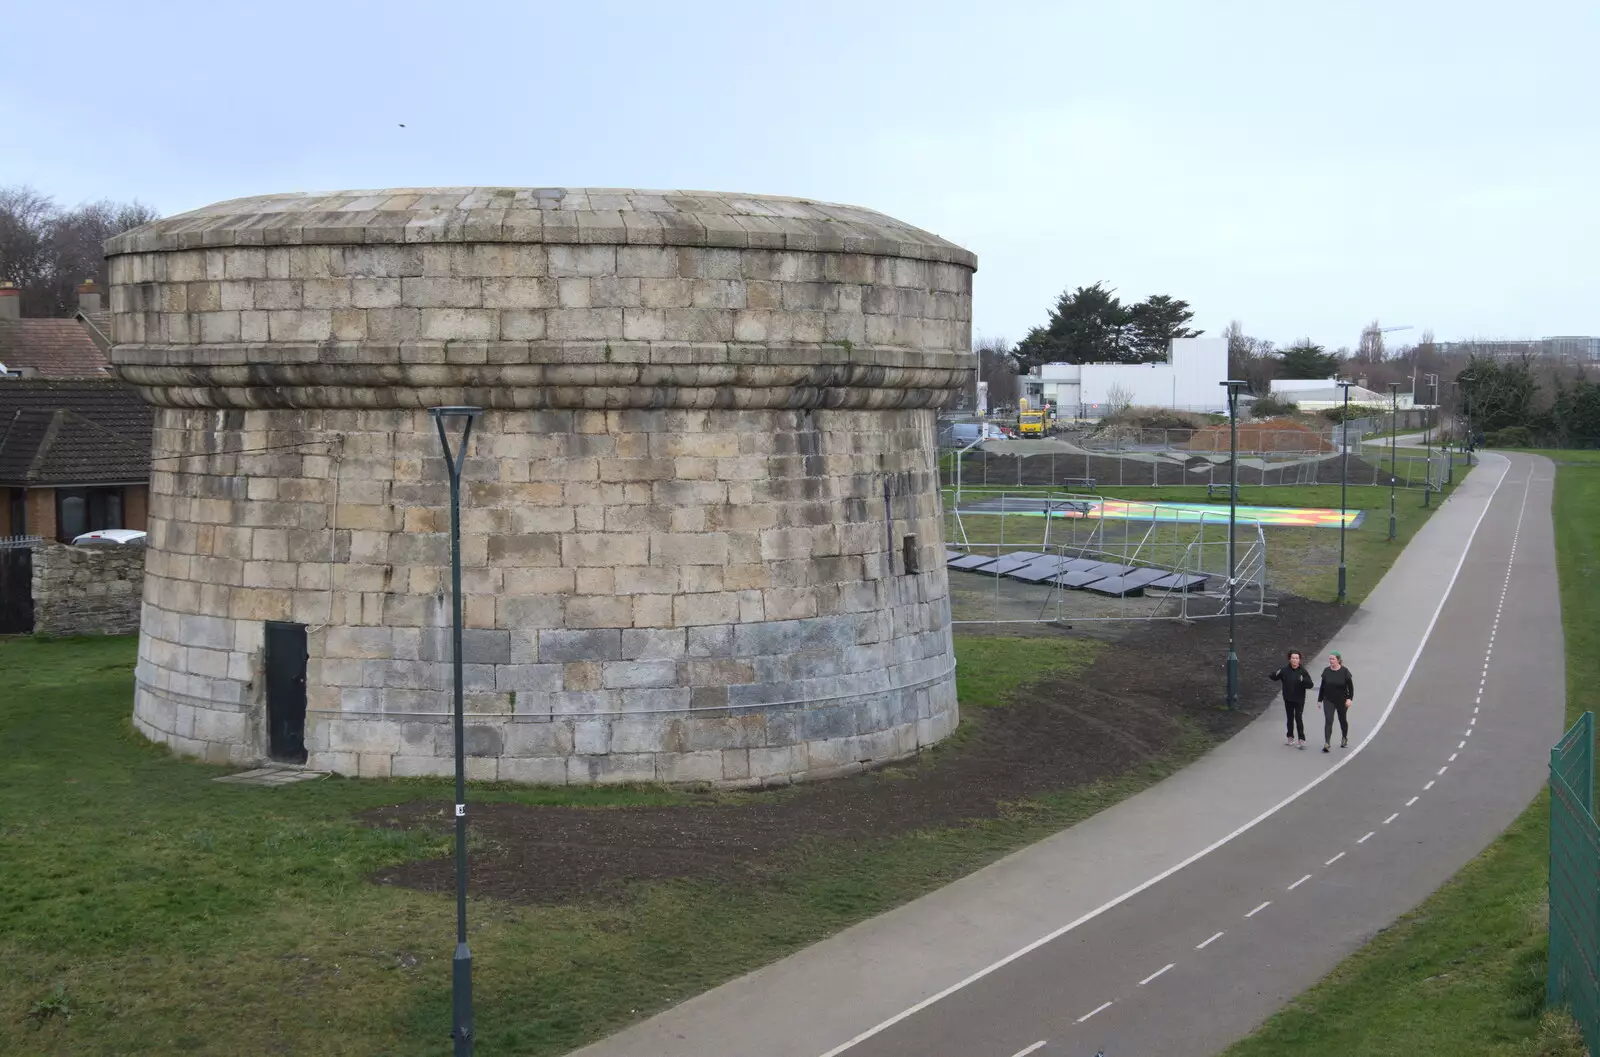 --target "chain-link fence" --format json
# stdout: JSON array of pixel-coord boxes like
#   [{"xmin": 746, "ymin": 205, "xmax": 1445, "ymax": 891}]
[
  {"xmin": 1080, "ymin": 427, "xmax": 1338, "ymax": 455},
  {"xmin": 1549, "ymin": 711, "xmax": 1600, "ymax": 1053},
  {"xmin": 942, "ymin": 447, "xmax": 1458, "ymax": 492},
  {"xmin": 942, "ymin": 492, "xmax": 1268, "ymax": 624}
]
